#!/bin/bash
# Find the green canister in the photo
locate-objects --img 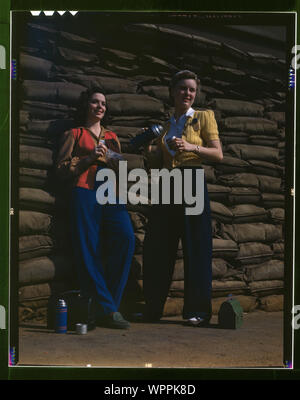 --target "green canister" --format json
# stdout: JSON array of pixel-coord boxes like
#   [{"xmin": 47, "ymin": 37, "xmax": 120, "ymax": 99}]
[{"xmin": 218, "ymin": 294, "xmax": 243, "ymax": 329}]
